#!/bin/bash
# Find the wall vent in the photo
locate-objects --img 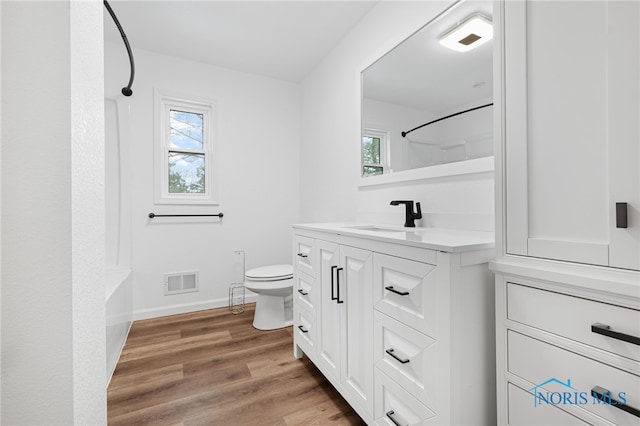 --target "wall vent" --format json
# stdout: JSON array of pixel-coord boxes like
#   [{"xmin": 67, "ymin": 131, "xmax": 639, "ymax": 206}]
[{"xmin": 164, "ymin": 271, "xmax": 199, "ymax": 295}]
